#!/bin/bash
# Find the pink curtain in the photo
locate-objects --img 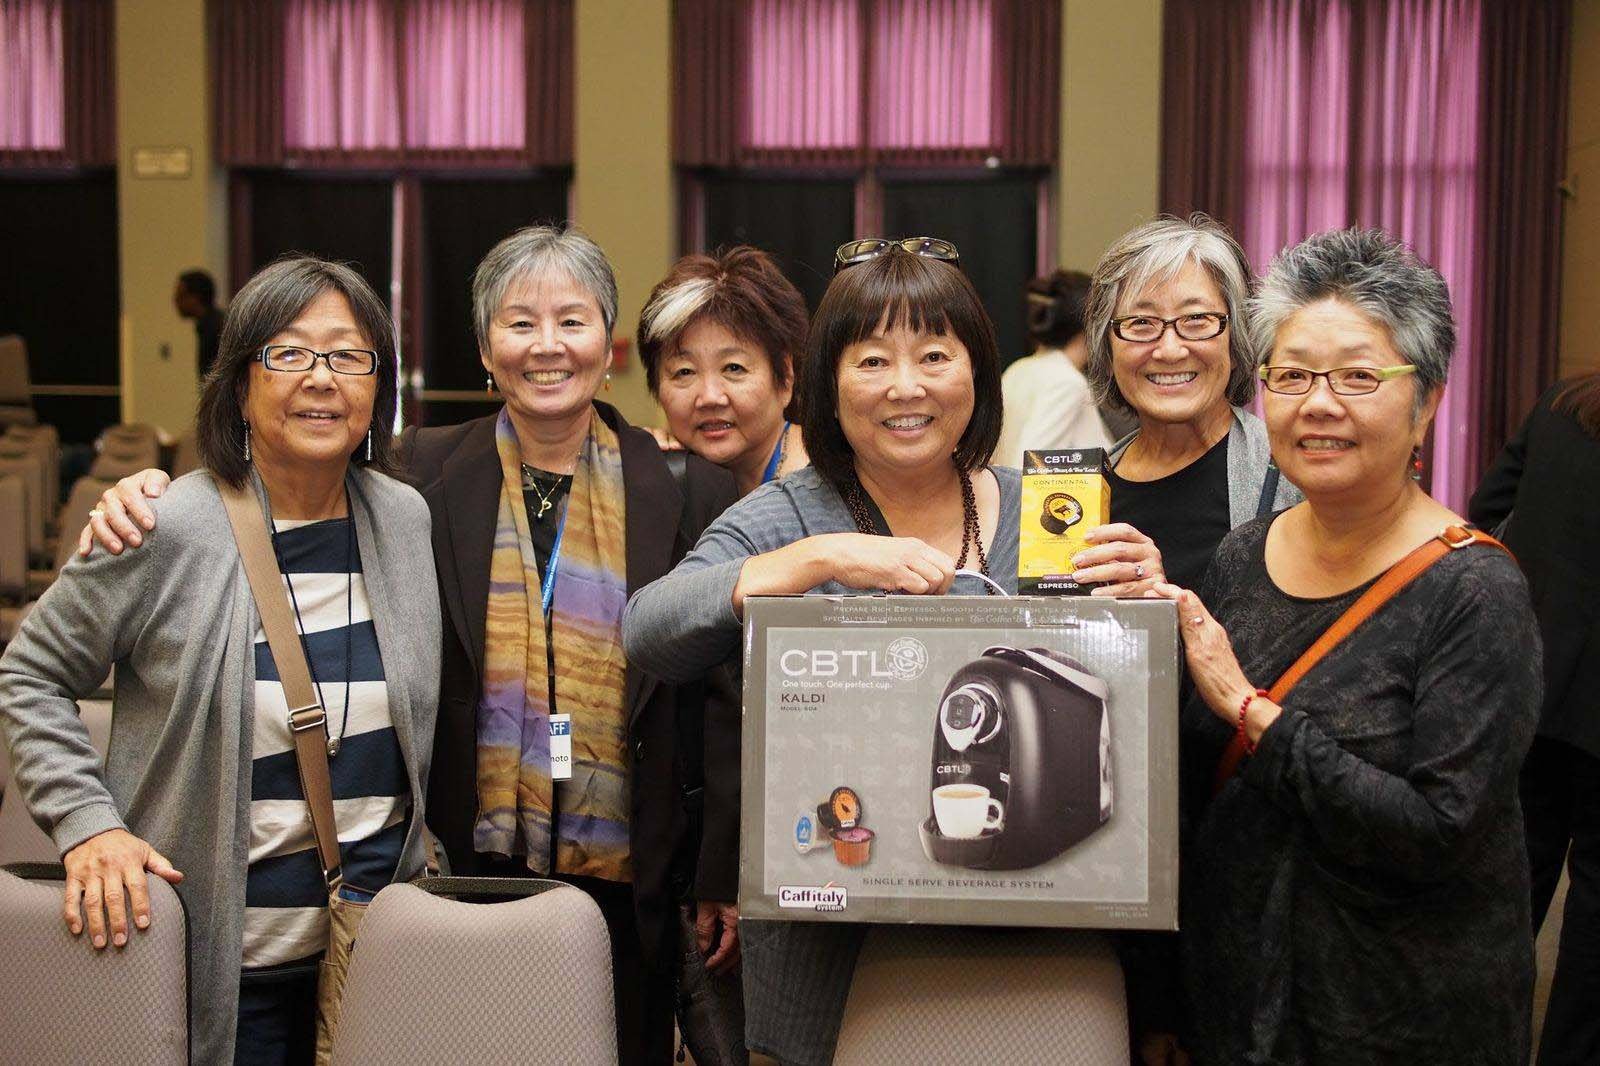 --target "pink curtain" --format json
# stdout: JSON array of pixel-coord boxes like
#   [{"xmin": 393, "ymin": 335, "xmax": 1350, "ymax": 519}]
[
  {"xmin": 1242, "ymin": 0, "xmax": 1482, "ymax": 510},
  {"xmin": 871, "ymin": 0, "xmax": 995, "ymax": 151},
  {"xmin": 0, "ymin": 0, "xmax": 65, "ymax": 151},
  {"xmin": 745, "ymin": 0, "xmax": 862, "ymax": 152},
  {"xmin": 404, "ymin": 0, "xmax": 525, "ymax": 150},
  {"xmin": 284, "ymin": 0, "xmax": 401, "ymax": 151}
]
